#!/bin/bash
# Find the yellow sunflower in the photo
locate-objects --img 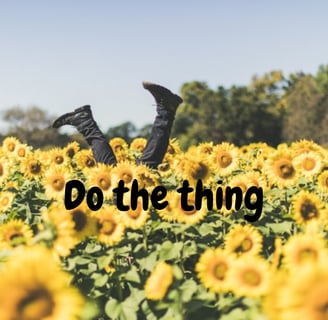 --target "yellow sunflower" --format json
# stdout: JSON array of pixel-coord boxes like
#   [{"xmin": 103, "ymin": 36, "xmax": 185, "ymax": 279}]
[
  {"xmin": 85, "ymin": 163, "xmax": 113, "ymax": 200},
  {"xmin": 43, "ymin": 167, "xmax": 71, "ymax": 201},
  {"xmin": 136, "ymin": 164, "xmax": 159, "ymax": 192},
  {"xmin": 144, "ymin": 261, "xmax": 173, "ymax": 300},
  {"xmin": 109, "ymin": 137, "xmax": 129, "ymax": 154},
  {"xmin": 0, "ymin": 219, "xmax": 33, "ymax": 249},
  {"xmin": 196, "ymin": 247, "xmax": 235, "ymax": 293},
  {"xmin": 224, "ymin": 224, "xmax": 263, "ymax": 257},
  {"xmin": 229, "ymin": 255, "xmax": 270, "ymax": 298},
  {"xmin": 64, "ymin": 141, "xmax": 80, "ymax": 159},
  {"xmin": 2, "ymin": 136, "xmax": 21, "ymax": 154},
  {"xmin": 66, "ymin": 202, "xmax": 97, "ymax": 242},
  {"xmin": 317, "ymin": 170, "xmax": 328, "ymax": 193},
  {"xmin": 174, "ymin": 188, "xmax": 208, "ymax": 224},
  {"xmin": 0, "ymin": 246, "xmax": 84, "ymax": 320},
  {"xmin": 74, "ymin": 149, "xmax": 97, "ymax": 170},
  {"xmin": 46, "ymin": 147, "xmax": 70, "ymax": 168},
  {"xmin": 156, "ymin": 191, "xmax": 179, "ymax": 222},
  {"xmin": 264, "ymin": 260, "xmax": 328, "ymax": 320},
  {"xmin": 14, "ymin": 143, "xmax": 31, "ymax": 160},
  {"xmin": 163, "ymin": 138, "xmax": 182, "ymax": 161},
  {"xmin": 21, "ymin": 152, "xmax": 44, "ymax": 180},
  {"xmin": 95, "ymin": 205, "xmax": 125, "ymax": 246},
  {"xmin": 40, "ymin": 204, "xmax": 77, "ymax": 257},
  {"xmin": 130, "ymin": 137, "xmax": 147, "ymax": 153},
  {"xmin": 212, "ymin": 142, "xmax": 240, "ymax": 176},
  {"xmin": 119, "ymin": 196, "xmax": 149, "ymax": 230},
  {"xmin": 282, "ymin": 233, "xmax": 328, "ymax": 270},
  {"xmin": 0, "ymin": 155, "xmax": 9, "ymax": 185},
  {"xmin": 291, "ymin": 190, "xmax": 326, "ymax": 225},
  {"xmin": 291, "ymin": 139, "xmax": 325, "ymax": 157},
  {"xmin": 264, "ymin": 149, "xmax": 298, "ymax": 188},
  {"xmin": 111, "ymin": 161, "xmax": 139, "ymax": 189},
  {"xmin": 0, "ymin": 191, "xmax": 15, "ymax": 214},
  {"xmin": 293, "ymin": 151, "xmax": 323, "ymax": 177}
]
